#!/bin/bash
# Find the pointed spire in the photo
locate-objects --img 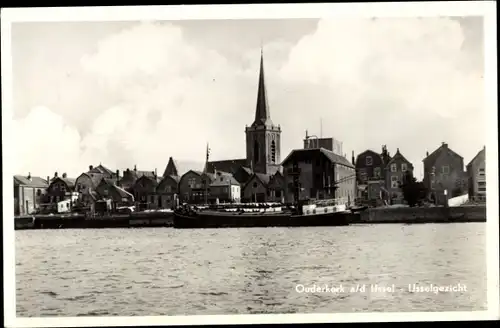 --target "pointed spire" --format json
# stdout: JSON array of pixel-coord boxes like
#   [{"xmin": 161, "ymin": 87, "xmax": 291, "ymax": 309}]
[
  {"xmin": 253, "ymin": 46, "xmax": 272, "ymax": 127},
  {"xmin": 163, "ymin": 157, "xmax": 179, "ymax": 177}
]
